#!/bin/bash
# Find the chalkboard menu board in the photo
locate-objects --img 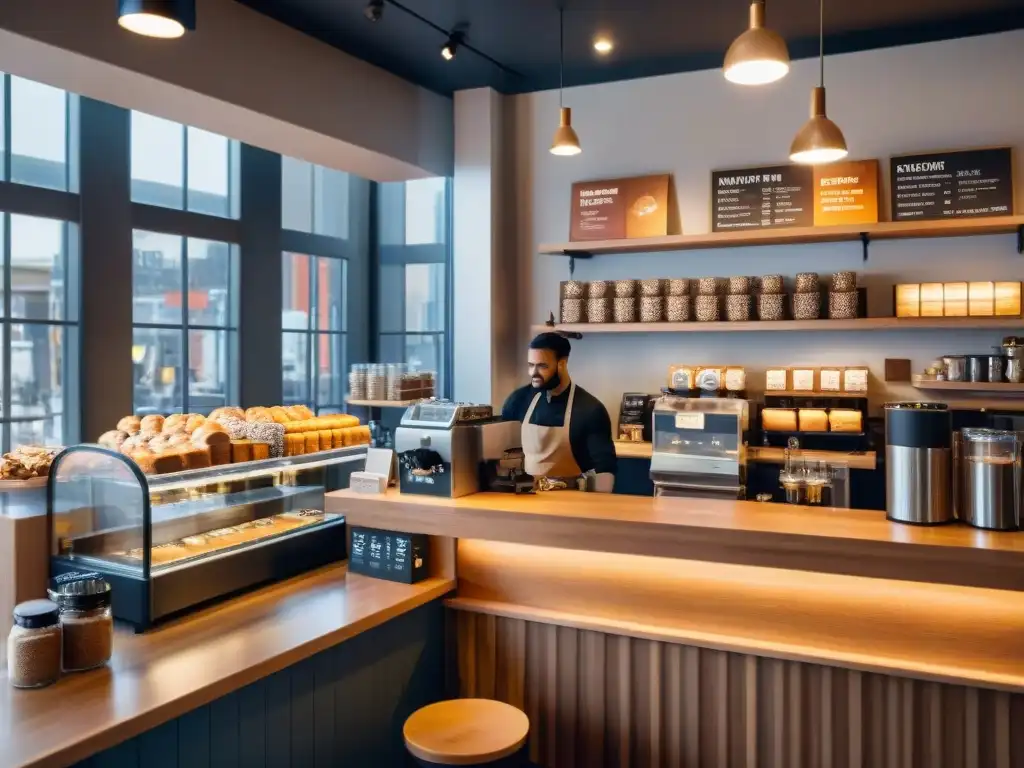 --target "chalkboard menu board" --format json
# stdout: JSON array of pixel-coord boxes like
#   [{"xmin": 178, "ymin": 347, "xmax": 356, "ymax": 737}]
[
  {"xmin": 712, "ymin": 165, "xmax": 814, "ymax": 232},
  {"xmin": 349, "ymin": 526, "xmax": 429, "ymax": 584},
  {"xmin": 890, "ymin": 148, "xmax": 1014, "ymax": 221}
]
